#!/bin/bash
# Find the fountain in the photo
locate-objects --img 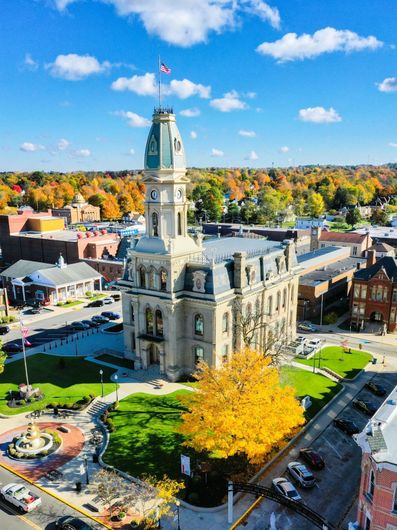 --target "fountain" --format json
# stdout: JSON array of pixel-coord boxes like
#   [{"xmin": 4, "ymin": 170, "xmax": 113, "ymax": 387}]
[{"xmin": 13, "ymin": 422, "xmax": 54, "ymax": 456}]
